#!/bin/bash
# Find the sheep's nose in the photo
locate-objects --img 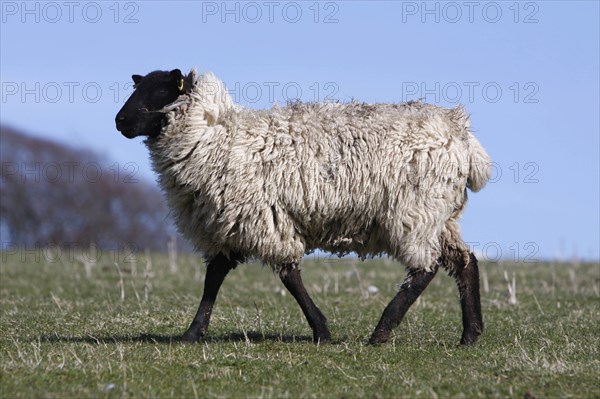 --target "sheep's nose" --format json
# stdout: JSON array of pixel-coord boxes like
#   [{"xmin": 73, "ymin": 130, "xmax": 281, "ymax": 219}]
[{"xmin": 115, "ymin": 114, "xmax": 126, "ymax": 127}]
